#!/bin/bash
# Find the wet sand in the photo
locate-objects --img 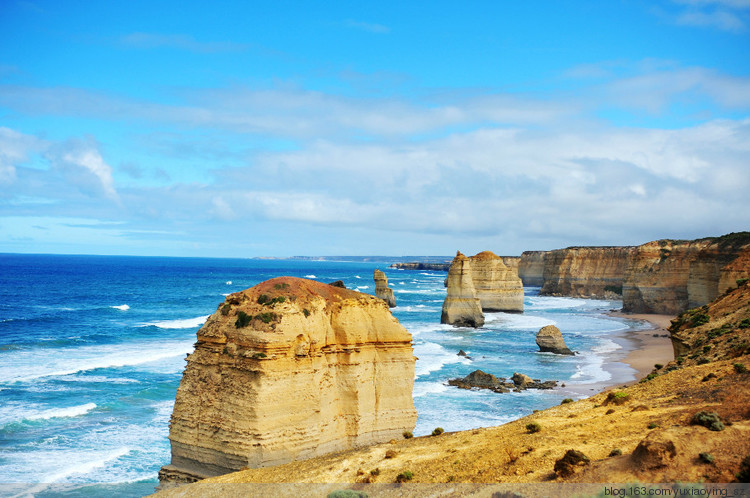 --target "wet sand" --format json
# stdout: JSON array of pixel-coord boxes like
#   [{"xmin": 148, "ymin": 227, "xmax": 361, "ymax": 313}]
[{"xmin": 559, "ymin": 312, "xmax": 676, "ymax": 397}]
